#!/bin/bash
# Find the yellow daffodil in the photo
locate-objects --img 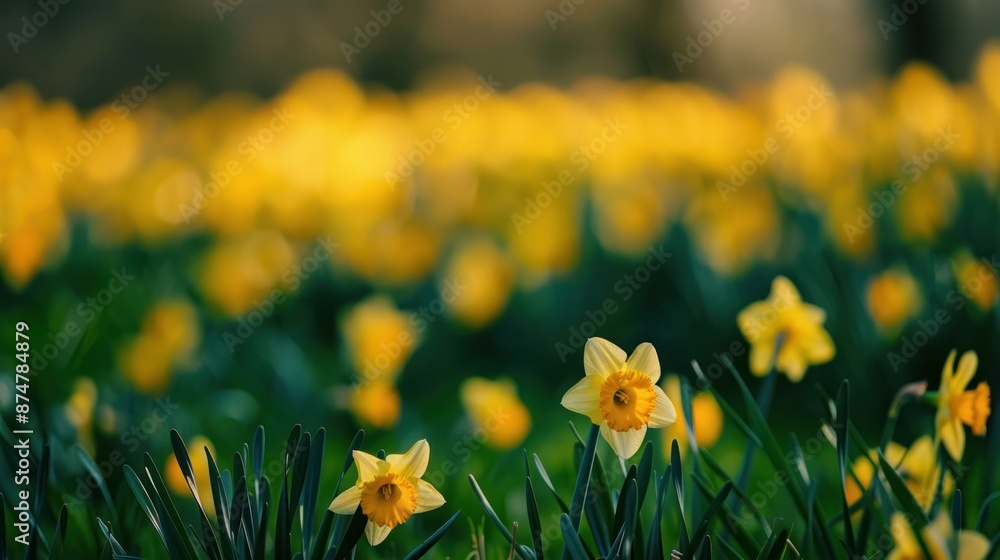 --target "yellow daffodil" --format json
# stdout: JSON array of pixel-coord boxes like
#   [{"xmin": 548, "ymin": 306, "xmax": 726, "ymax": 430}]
[
  {"xmin": 953, "ymin": 252, "xmax": 999, "ymax": 312},
  {"xmin": 460, "ymin": 377, "xmax": 532, "ymax": 449},
  {"xmin": 165, "ymin": 436, "xmax": 217, "ymax": 515},
  {"xmin": 935, "ymin": 350, "xmax": 991, "ymax": 461},
  {"xmin": 342, "ymin": 295, "xmax": 418, "ymax": 384},
  {"xmin": 661, "ymin": 375, "xmax": 723, "ymax": 458},
  {"xmin": 888, "ymin": 512, "xmax": 990, "ymax": 560},
  {"xmin": 561, "ymin": 338, "xmax": 676, "ymax": 459},
  {"xmin": 737, "ymin": 276, "xmax": 835, "ymax": 381},
  {"xmin": 350, "ymin": 380, "xmax": 402, "ymax": 429},
  {"xmin": 866, "ymin": 267, "xmax": 923, "ymax": 336},
  {"xmin": 329, "ymin": 440, "xmax": 445, "ymax": 546},
  {"xmin": 441, "ymin": 239, "xmax": 515, "ymax": 329},
  {"xmin": 119, "ymin": 300, "xmax": 200, "ymax": 394},
  {"xmin": 65, "ymin": 378, "xmax": 98, "ymax": 454},
  {"xmin": 846, "ymin": 436, "xmax": 951, "ymax": 510}
]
